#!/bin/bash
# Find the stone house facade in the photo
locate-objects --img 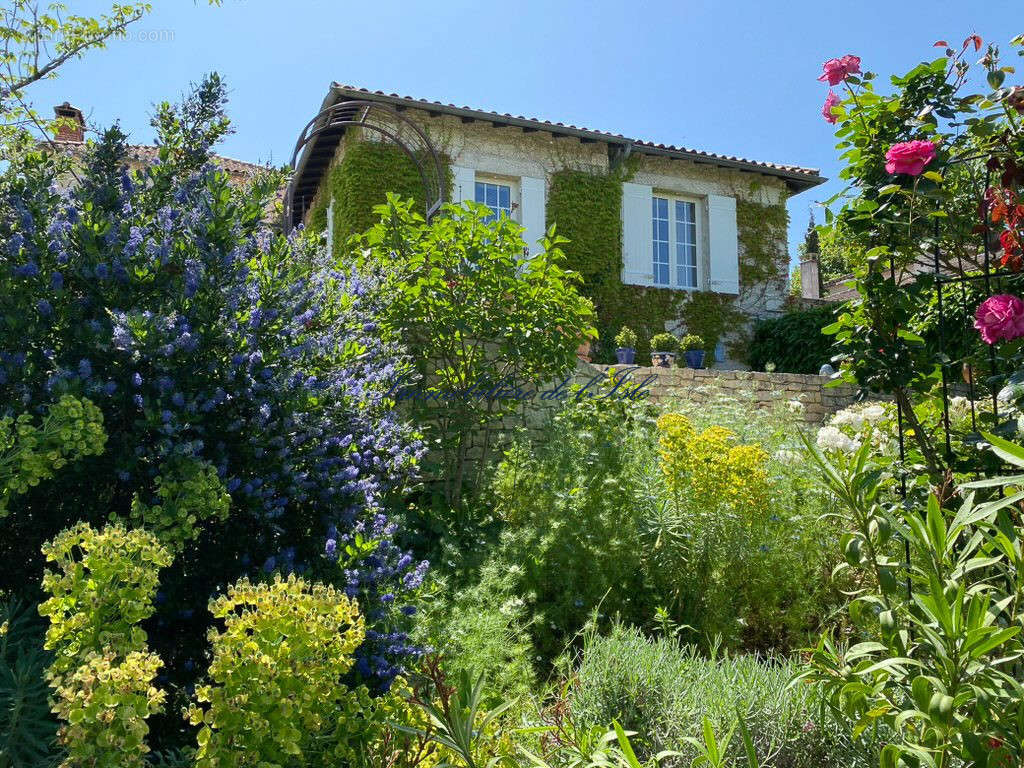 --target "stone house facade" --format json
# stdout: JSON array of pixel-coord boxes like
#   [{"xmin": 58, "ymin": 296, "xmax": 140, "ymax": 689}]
[{"xmin": 290, "ymin": 84, "xmax": 825, "ymax": 366}]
